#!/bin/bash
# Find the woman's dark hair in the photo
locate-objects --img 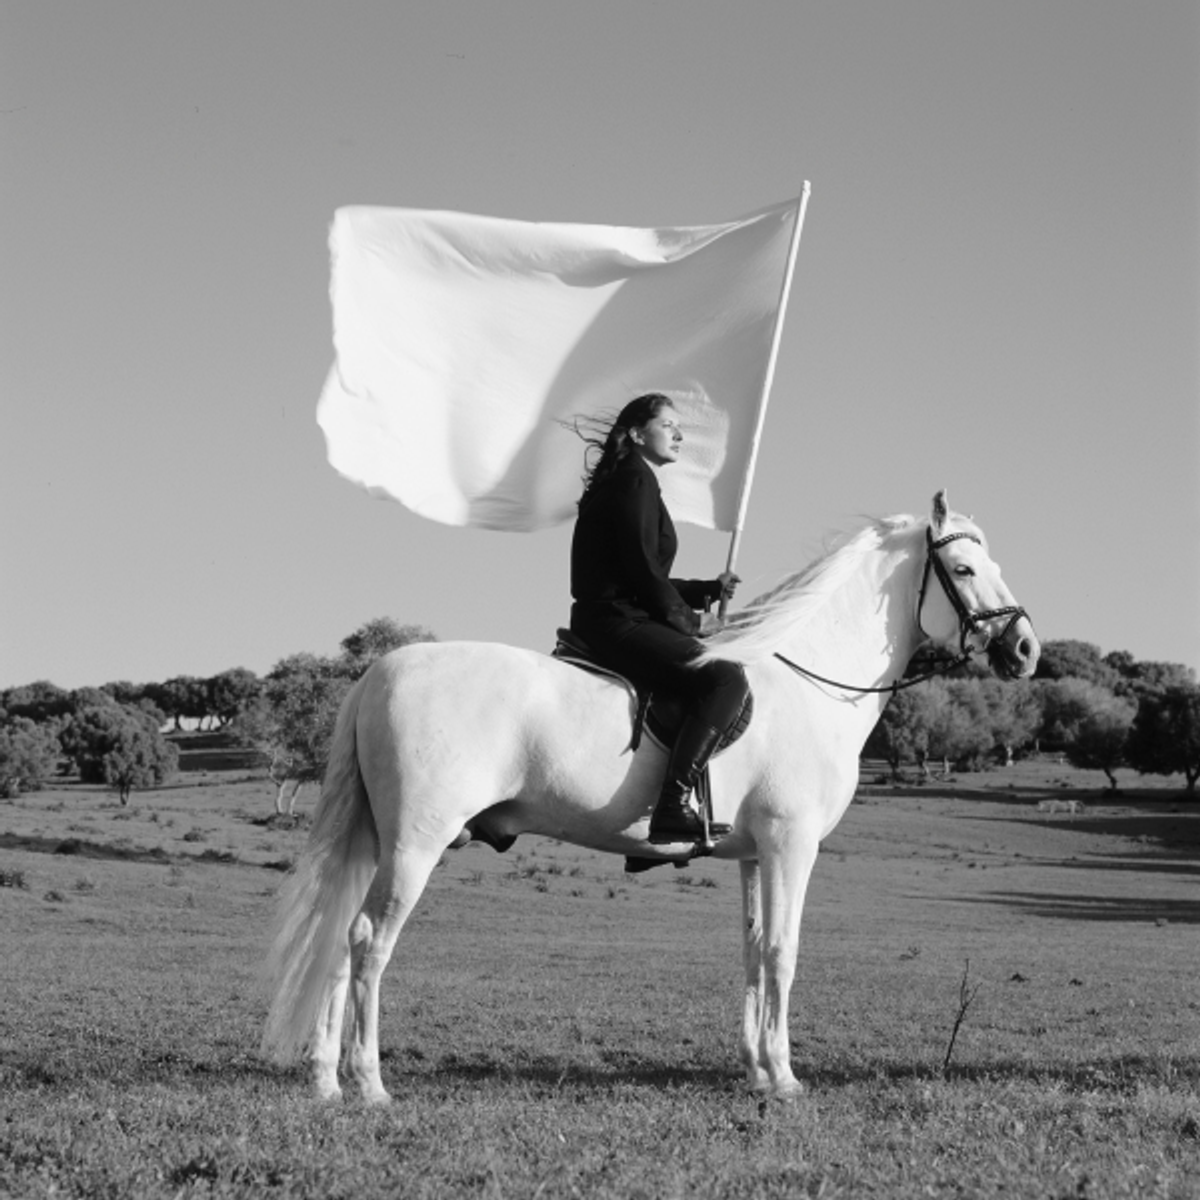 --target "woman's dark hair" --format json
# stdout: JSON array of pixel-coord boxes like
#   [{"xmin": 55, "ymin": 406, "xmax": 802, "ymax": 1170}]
[{"xmin": 572, "ymin": 392, "xmax": 674, "ymax": 508}]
